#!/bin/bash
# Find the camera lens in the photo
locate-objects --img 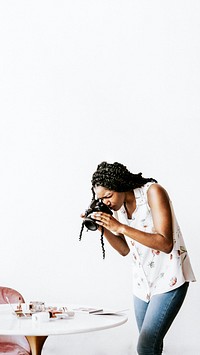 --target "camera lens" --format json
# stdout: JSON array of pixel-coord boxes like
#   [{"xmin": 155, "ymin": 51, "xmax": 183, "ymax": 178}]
[{"xmin": 84, "ymin": 217, "xmax": 98, "ymax": 231}]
